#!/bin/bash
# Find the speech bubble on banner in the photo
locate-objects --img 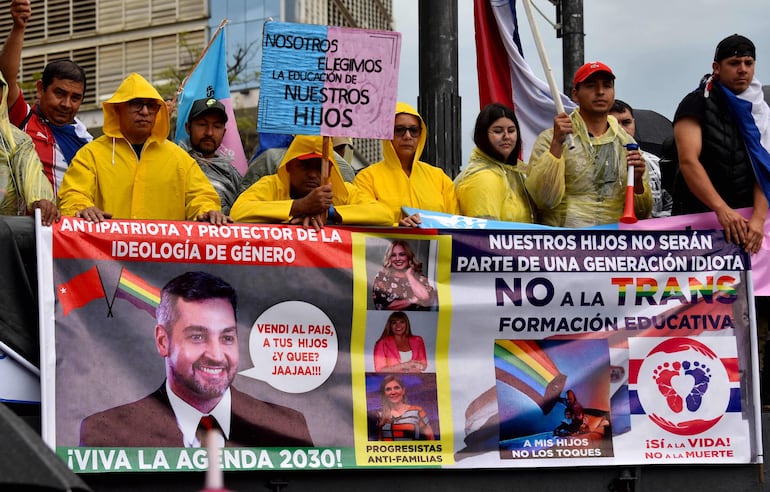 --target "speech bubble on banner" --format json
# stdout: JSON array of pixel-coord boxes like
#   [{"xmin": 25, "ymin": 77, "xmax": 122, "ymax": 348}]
[
  {"xmin": 258, "ymin": 21, "xmax": 401, "ymax": 139},
  {"xmin": 240, "ymin": 300, "xmax": 338, "ymax": 393}
]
